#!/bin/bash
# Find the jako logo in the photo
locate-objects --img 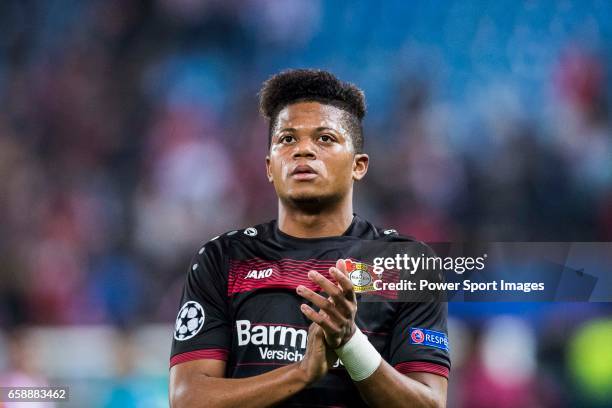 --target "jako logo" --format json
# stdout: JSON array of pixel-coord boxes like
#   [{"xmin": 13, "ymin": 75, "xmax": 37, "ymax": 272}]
[{"xmin": 245, "ymin": 268, "xmax": 273, "ymax": 279}]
